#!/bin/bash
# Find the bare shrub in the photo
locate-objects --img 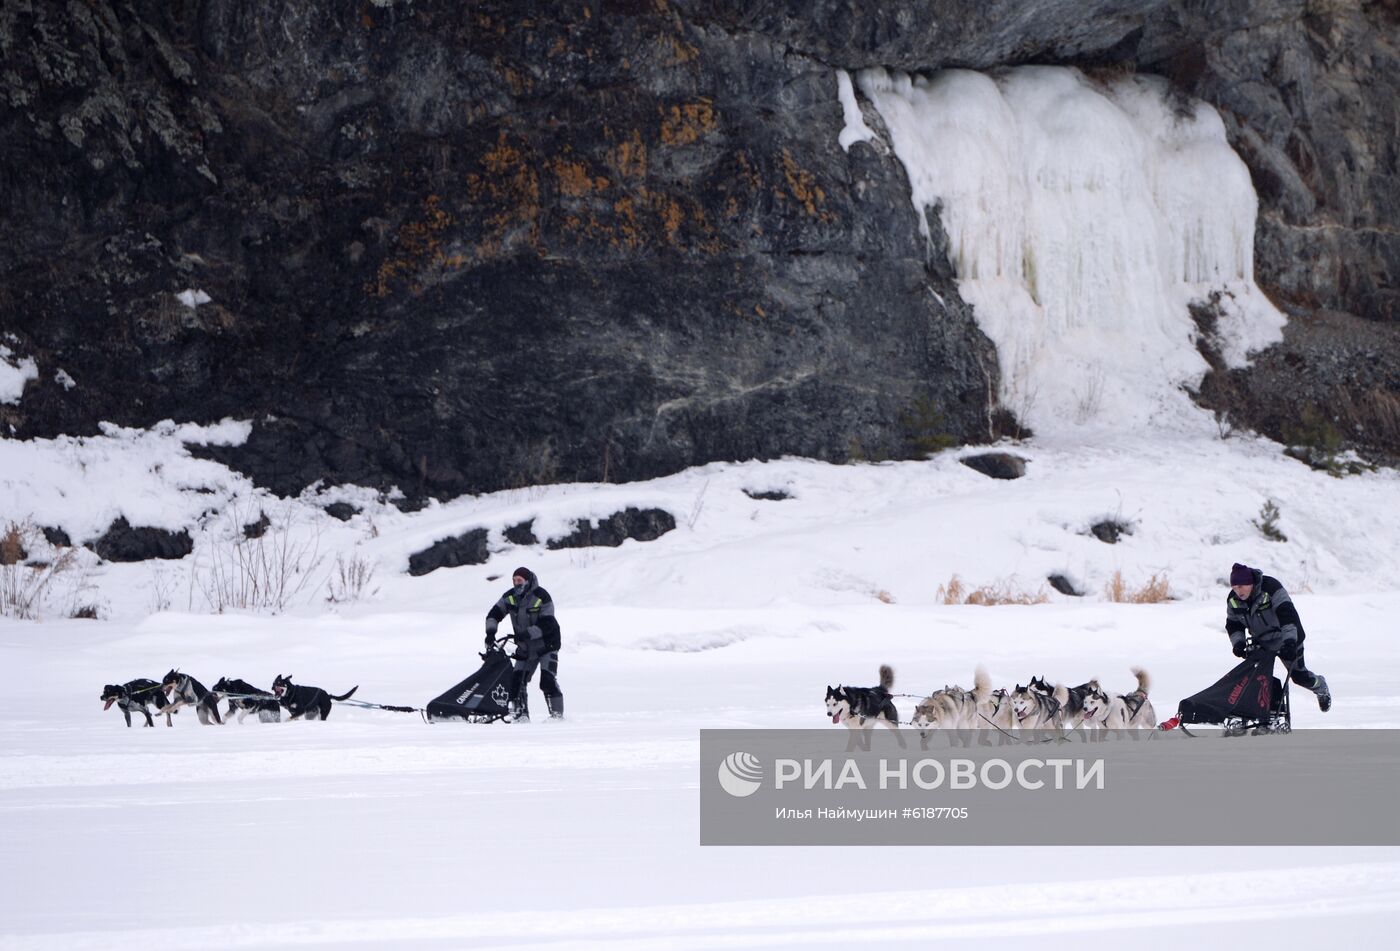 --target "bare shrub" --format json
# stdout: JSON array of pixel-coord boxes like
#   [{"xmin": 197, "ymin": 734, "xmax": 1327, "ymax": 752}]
[
  {"xmin": 1103, "ymin": 570, "xmax": 1173, "ymax": 603},
  {"xmin": 191, "ymin": 503, "xmax": 324, "ymax": 614},
  {"xmin": 148, "ymin": 564, "xmax": 176, "ymax": 614},
  {"xmin": 937, "ymin": 573, "xmax": 1049, "ymax": 606},
  {"xmin": 687, "ymin": 479, "xmax": 710, "ymax": 530},
  {"xmin": 327, "ymin": 552, "xmax": 378, "ymax": 604},
  {"xmin": 875, "ymin": 589, "xmax": 895, "ymax": 604},
  {"xmin": 0, "ymin": 520, "xmax": 77, "ymax": 620}
]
